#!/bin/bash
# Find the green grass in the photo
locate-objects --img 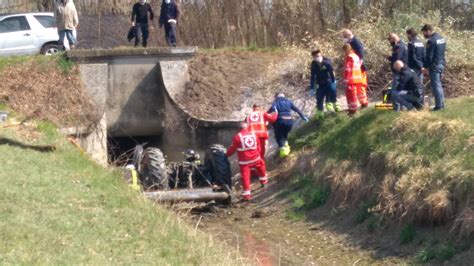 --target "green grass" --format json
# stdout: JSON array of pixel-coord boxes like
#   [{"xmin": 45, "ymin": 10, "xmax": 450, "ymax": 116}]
[
  {"xmin": 400, "ymin": 224, "xmax": 416, "ymax": 244},
  {"xmin": 0, "ymin": 54, "xmax": 74, "ymax": 75},
  {"xmin": 0, "ymin": 123, "xmax": 239, "ymax": 264},
  {"xmin": 283, "ymin": 176, "xmax": 330, "ymax": 220}
]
